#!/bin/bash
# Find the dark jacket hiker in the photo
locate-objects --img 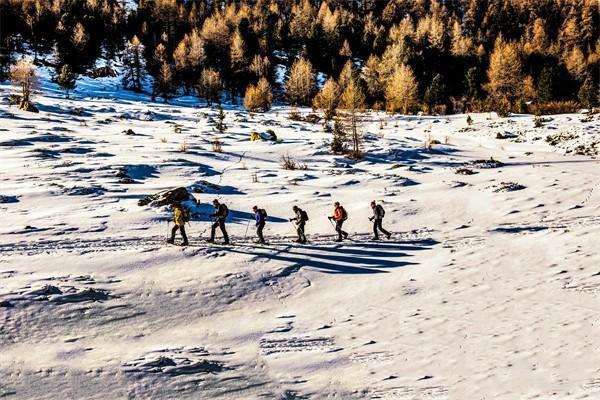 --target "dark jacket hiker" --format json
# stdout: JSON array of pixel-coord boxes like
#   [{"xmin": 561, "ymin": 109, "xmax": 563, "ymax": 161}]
[
  {"xmin": 369, "ymin": 201, "xmax": 391, "ymax": 240},
  {"xmin": 208, "ymin": 199, "xmax": 229, "ymax": 244},
  {"xmin": 289, "ymin": 205, "xmax": 308, "ymax": 244},
  {"xmin": 253, "ymin": 205, "xmax": 267, "ymax": 243}
]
